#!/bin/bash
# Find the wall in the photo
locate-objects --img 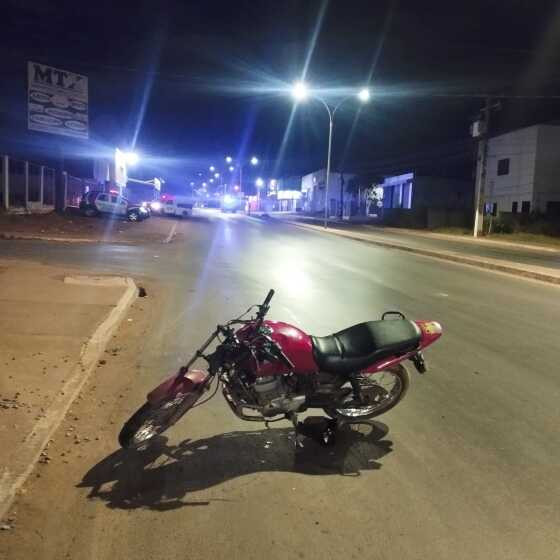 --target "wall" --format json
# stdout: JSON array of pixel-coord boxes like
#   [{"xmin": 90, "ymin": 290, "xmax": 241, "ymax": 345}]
[
  {"xmin": 534, "ymin": 125, "xmax": 560, "ymax": 213},
  {"xmin": 414, "ymin": 177, "xmax": 473, "ymax": 210},
  {"xmin": 484, "ymin": 125, "xmax": 537, "ymax": 213}
]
